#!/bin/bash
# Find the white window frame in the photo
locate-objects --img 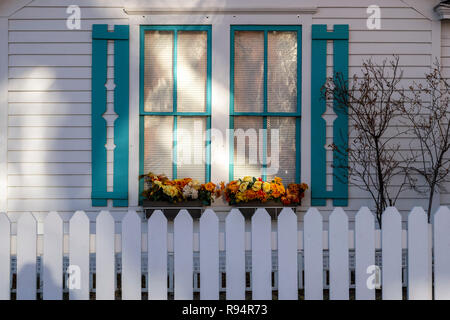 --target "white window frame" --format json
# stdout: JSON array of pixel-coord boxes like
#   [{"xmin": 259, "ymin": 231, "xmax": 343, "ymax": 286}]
[{"xmin": 128, "ymin": 11, "xmax": 315, "ymax": 208}]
